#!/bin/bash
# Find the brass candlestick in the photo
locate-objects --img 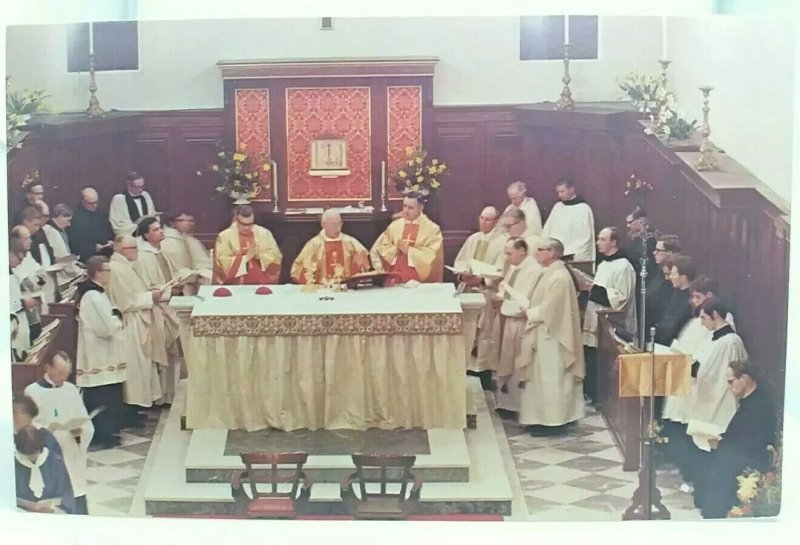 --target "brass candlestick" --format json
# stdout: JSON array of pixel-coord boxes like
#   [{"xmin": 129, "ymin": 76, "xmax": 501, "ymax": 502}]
[
  {"xmin": 87, "ymin": 54, "xmax": 105, "ymax": 118},
  {"xmin": 271, "ymin": 159, "xmax": 280, "ymax": 213},
  {"xmin": 555, "ymin": 43, "xmax": 575, "ymax": 111},
  {"xmin": 657, "ymin": 60, "xmax": 672, "ymax": 89},
  {"xmin": 380, "ymin": 160, "xmax": 388, "ymax": 212},
  {"xmin": 695, "ymin": 86, "xmax": 719, "ymax": 171}
]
